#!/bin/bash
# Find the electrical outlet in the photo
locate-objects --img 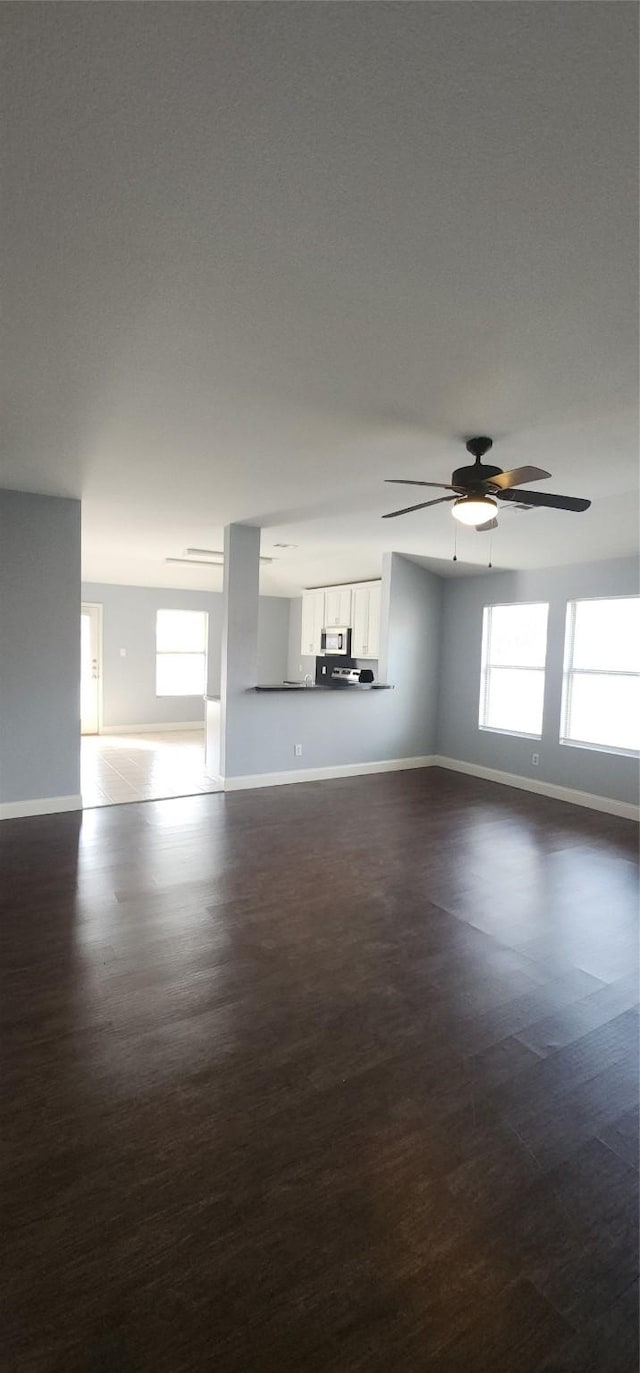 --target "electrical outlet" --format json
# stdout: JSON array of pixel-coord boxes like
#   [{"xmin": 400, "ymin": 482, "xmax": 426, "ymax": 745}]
[
  {"xmin": 294, "ymin": 744, "xmax": 303, "ymax": 757},
  {"xmin": 531, "ymin": 752, "xmax": 540, "ymax": 766}
]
